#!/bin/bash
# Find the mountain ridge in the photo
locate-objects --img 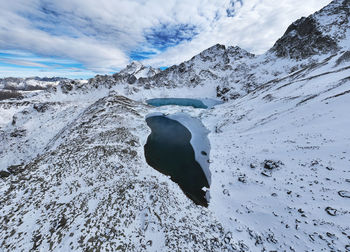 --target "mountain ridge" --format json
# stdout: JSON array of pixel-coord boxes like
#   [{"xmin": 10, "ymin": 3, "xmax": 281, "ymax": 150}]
[{"xmin": 63, "ymin": 0, "xmax": 348, "ymax": 101}]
